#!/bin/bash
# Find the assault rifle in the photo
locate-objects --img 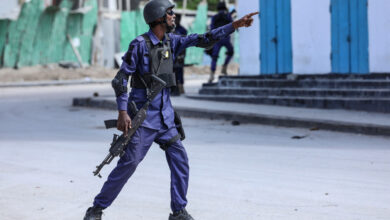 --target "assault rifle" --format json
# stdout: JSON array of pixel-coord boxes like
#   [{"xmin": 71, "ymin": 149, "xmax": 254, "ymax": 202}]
[{"xmin": 93, "ymin": 75, "xmax": 166, "ymax": 178}]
